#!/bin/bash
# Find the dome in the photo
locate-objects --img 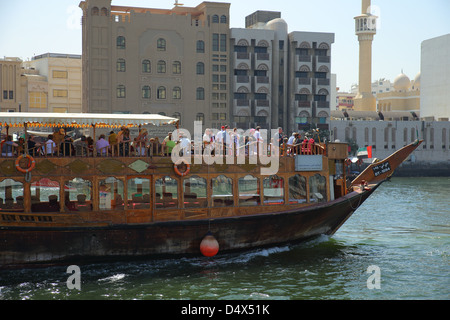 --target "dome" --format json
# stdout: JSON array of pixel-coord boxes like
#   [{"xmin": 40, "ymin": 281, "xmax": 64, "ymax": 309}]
[
  {"xmin": 265, "ymin": 18, "xmax": 288, "ymax": 36},
  {"xmin": 412, "ymin": 72, "xmax": 421, "ymax": 90},
  {"xmin": 393, "ymin": 73, "xmax": 411, "ymax": 91}
]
